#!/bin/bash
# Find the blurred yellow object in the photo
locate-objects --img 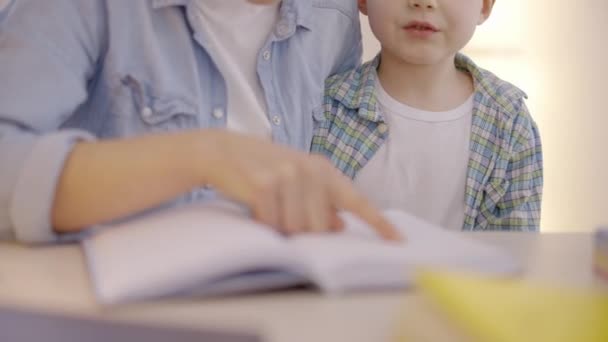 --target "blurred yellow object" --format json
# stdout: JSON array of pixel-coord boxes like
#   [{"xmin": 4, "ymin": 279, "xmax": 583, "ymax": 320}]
[{"xmin": 397, "ymin": 271, "xmax": 608, "ymax": 342}]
